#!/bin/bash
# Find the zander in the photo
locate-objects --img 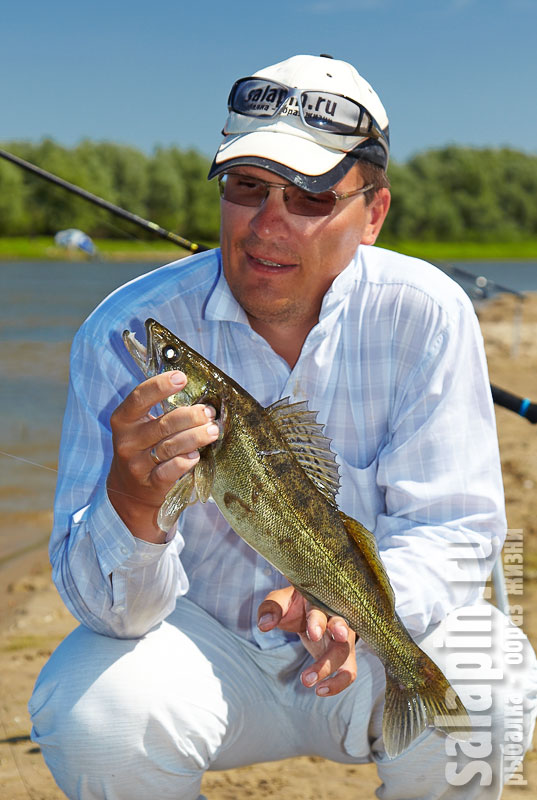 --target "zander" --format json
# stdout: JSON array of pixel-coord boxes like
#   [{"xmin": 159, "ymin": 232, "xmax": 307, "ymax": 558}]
[{"xmin": 124, "ymin": 317, "xmax": 472, "ymax": 758}]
